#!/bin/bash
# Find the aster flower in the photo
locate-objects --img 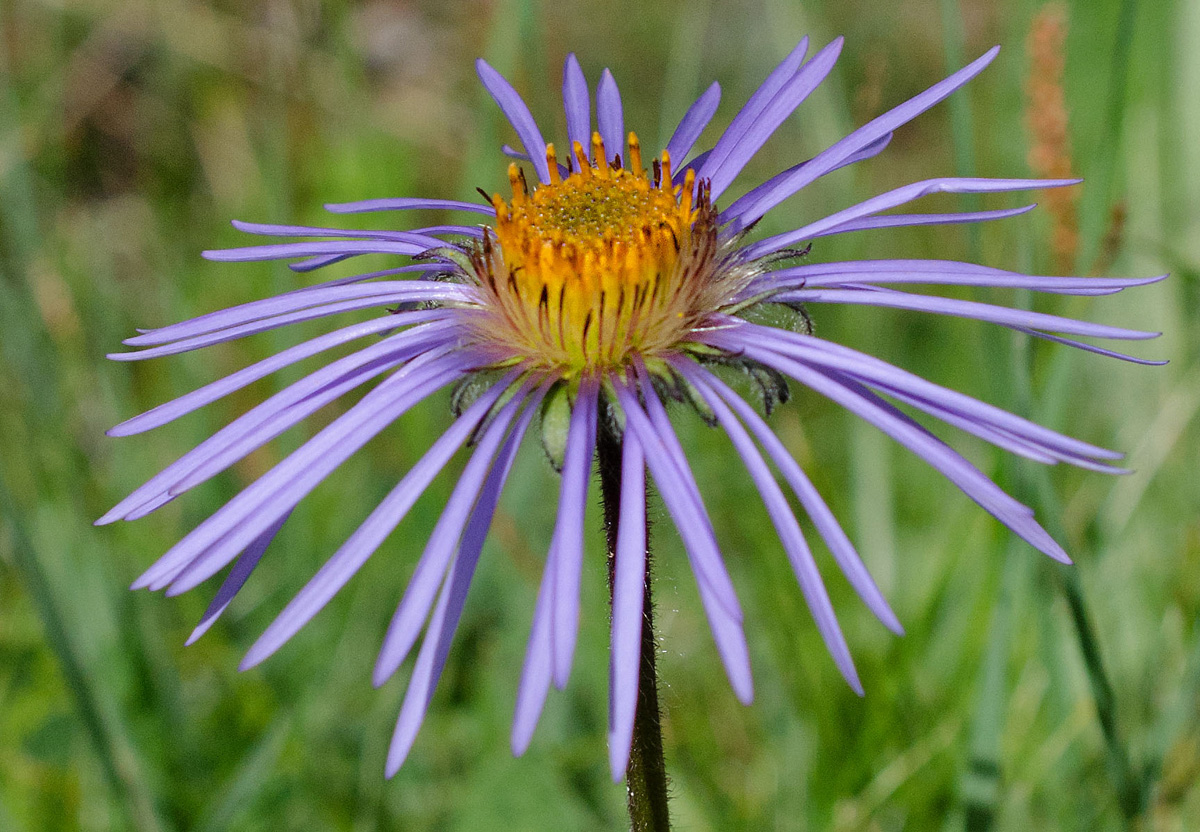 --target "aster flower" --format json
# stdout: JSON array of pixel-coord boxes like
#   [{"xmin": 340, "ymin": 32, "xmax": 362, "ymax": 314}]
[{"xmin": 101, "ymin": 36, "xmax": 1161, "ymax": 790}]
